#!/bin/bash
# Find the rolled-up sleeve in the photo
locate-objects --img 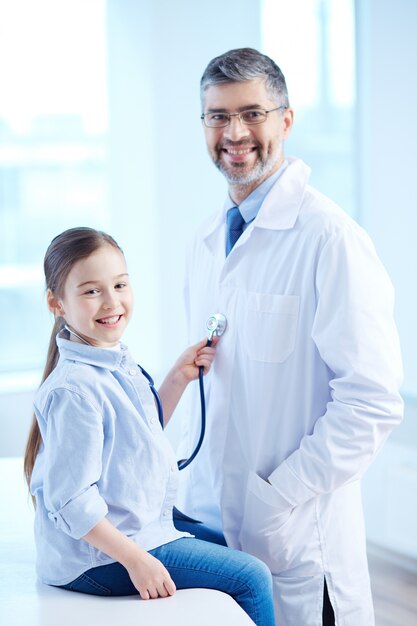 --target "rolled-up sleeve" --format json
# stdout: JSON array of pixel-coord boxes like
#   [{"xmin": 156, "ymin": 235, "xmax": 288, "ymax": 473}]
[
  {"xmin": 47, "ymin": 484, "xmax": 108, "ymax": 539},
  {"xmin": 42, "ymin": 388, "xmax": 108, "ymax": 539}
]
